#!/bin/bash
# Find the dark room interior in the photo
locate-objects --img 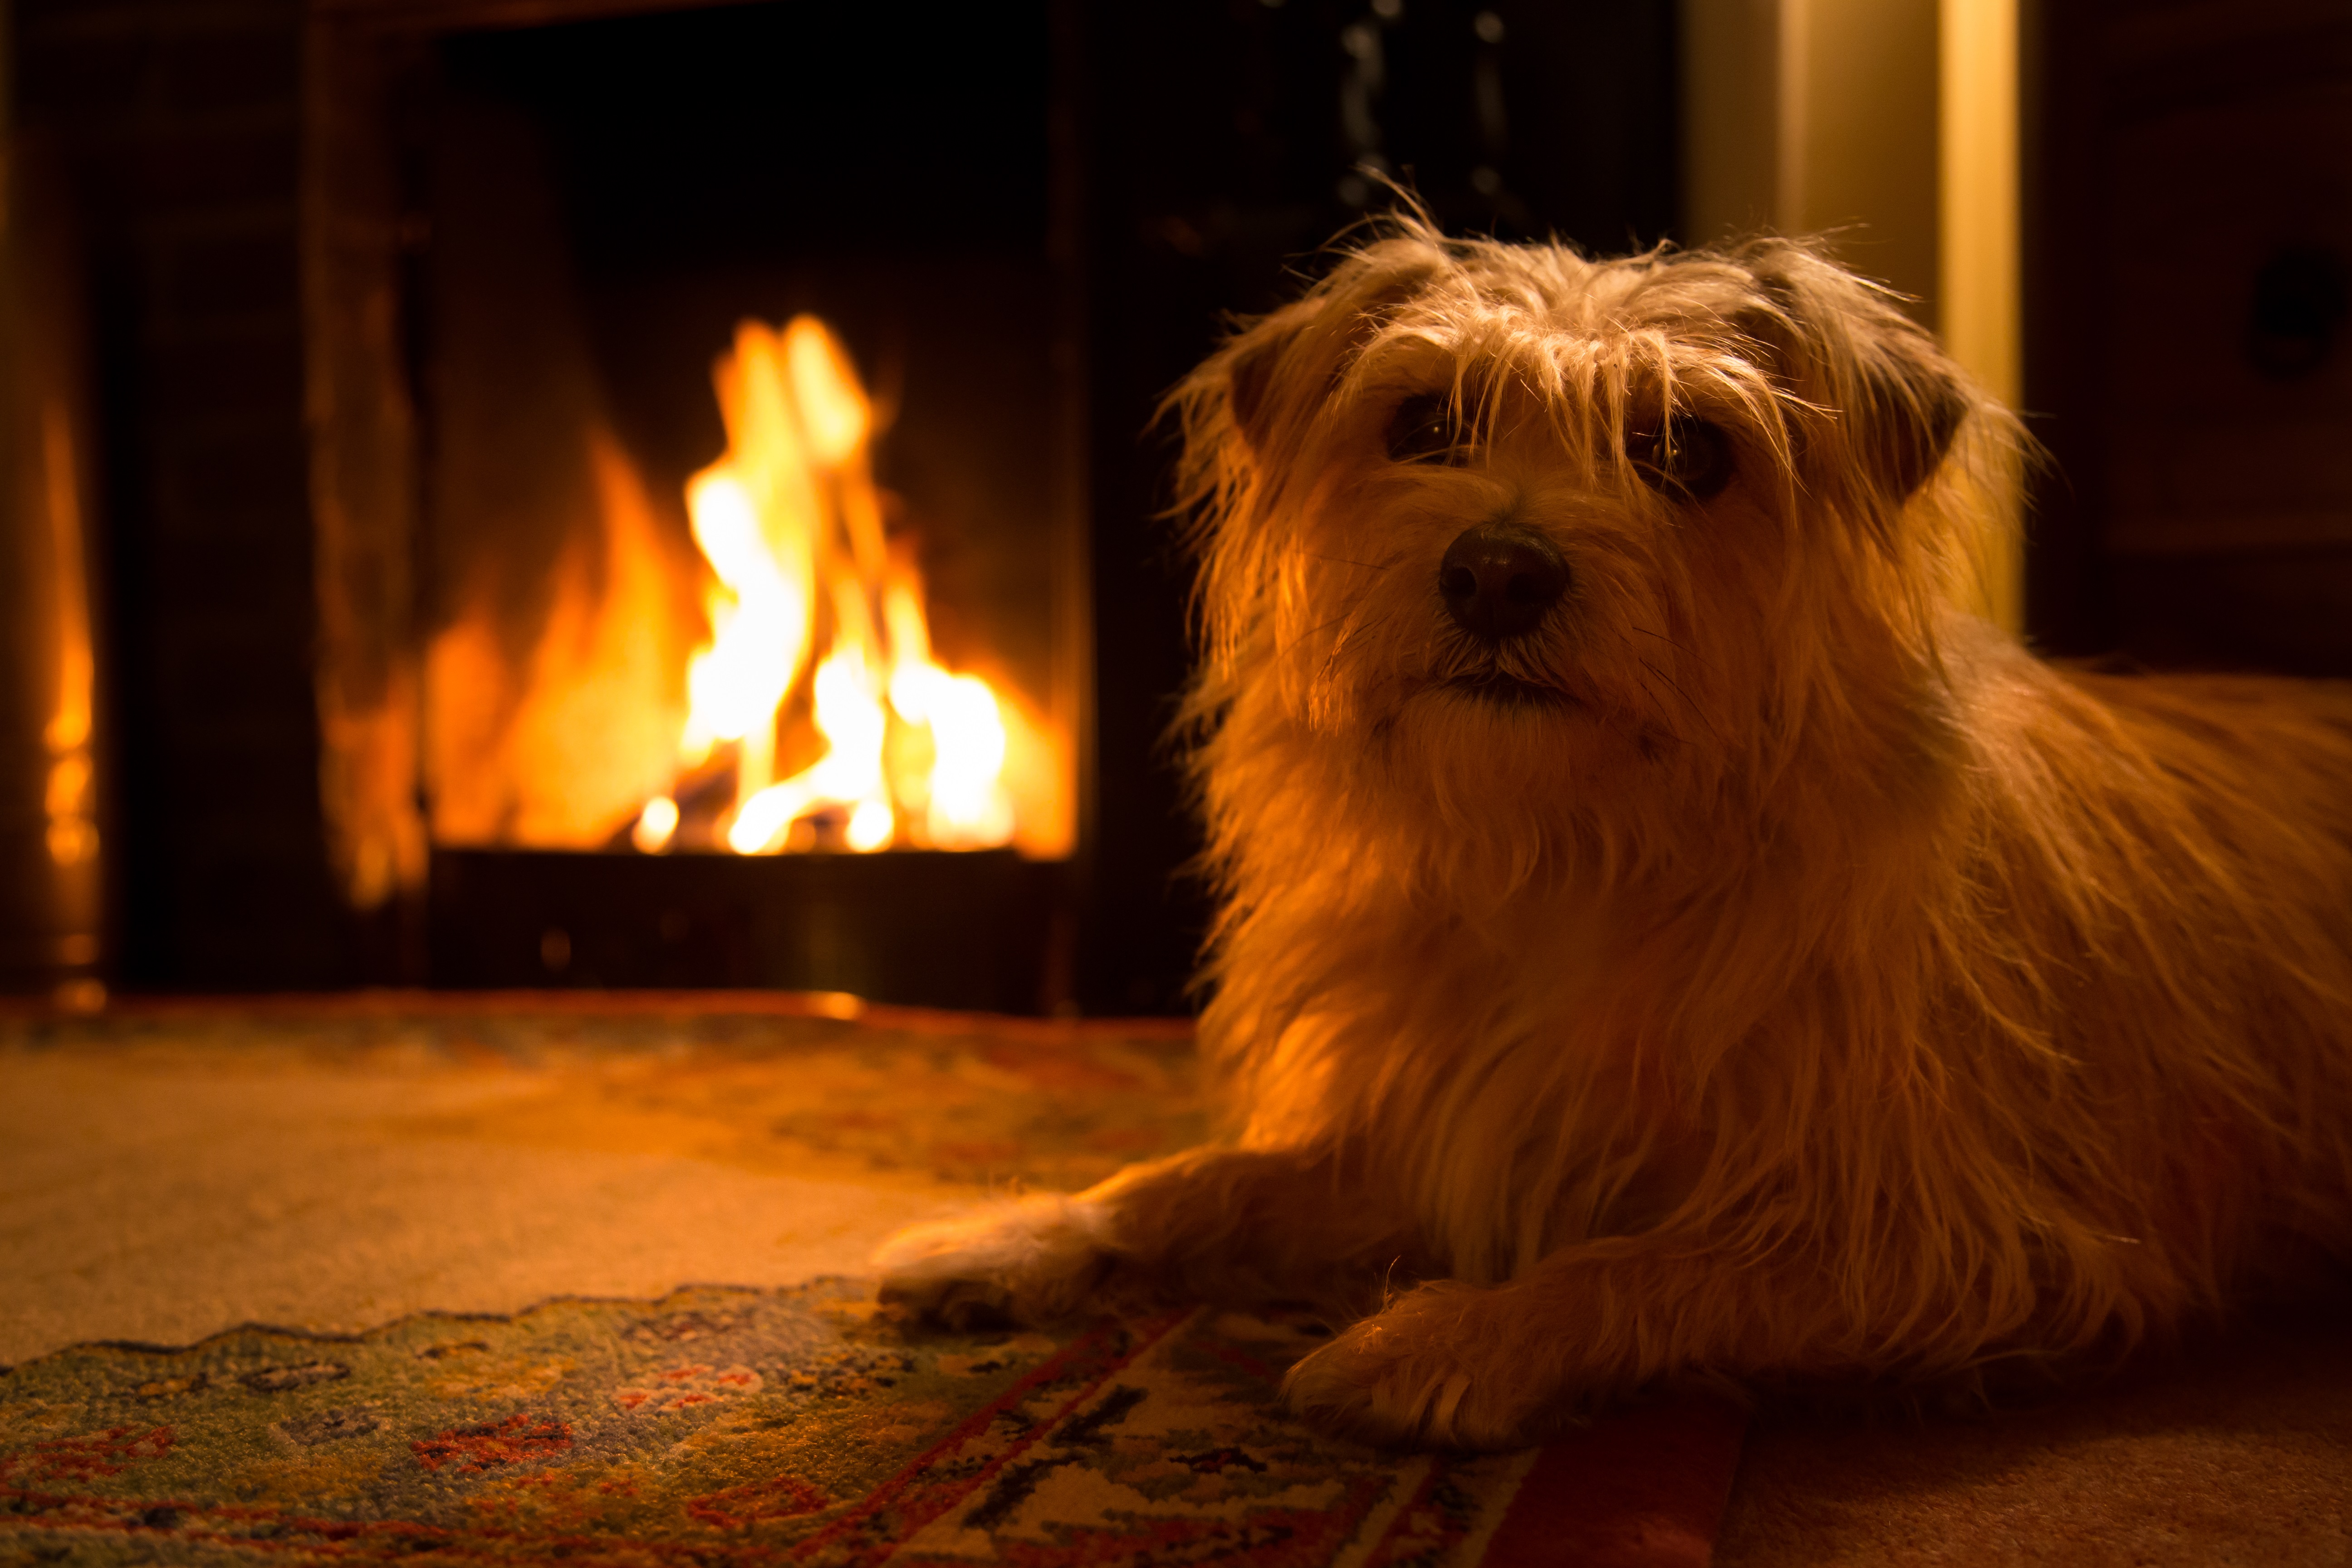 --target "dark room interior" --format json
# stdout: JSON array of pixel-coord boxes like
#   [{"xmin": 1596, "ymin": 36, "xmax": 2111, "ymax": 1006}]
[{"xmin": 2, "ymin": 2, "xmax": 2348, "ymax": 1563}]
